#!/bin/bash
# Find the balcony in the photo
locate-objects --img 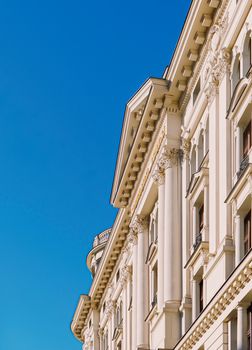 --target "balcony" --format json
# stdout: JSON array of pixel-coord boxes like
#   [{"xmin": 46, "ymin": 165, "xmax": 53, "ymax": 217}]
[{"xmin": 93, "ymin": 228, "xmax": 111, "ymax": 248}]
